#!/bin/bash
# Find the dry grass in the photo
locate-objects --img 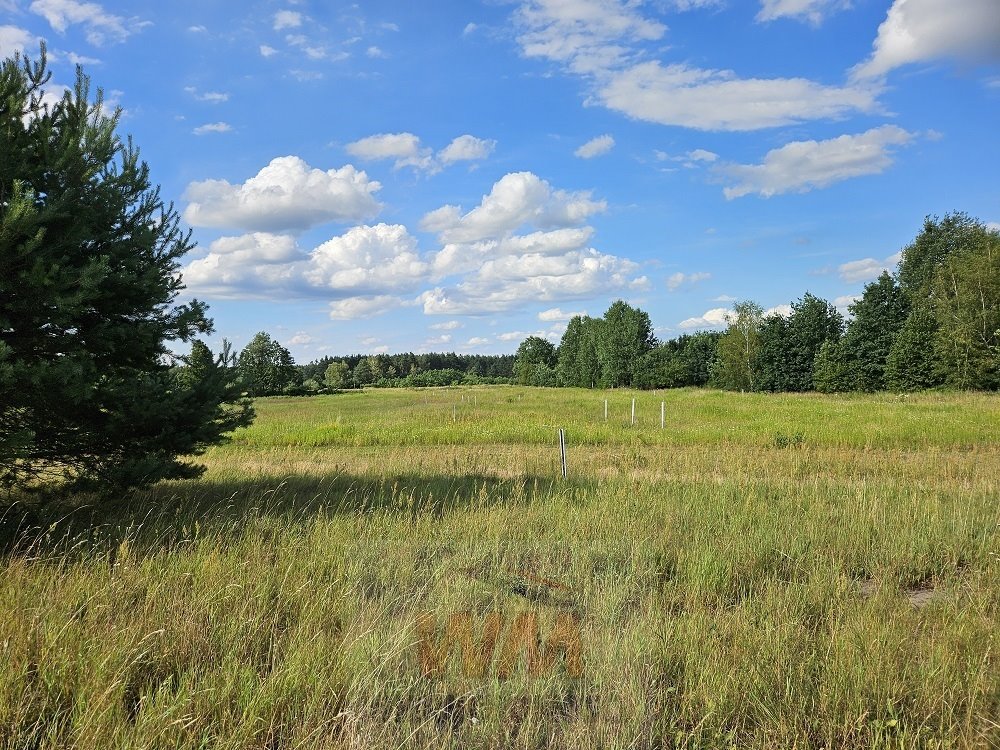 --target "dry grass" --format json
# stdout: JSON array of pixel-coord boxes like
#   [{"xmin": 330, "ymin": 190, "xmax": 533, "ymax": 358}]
[{"xmin": 1, "ymin": 386, "xmax": 998, "ymax": 749}]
